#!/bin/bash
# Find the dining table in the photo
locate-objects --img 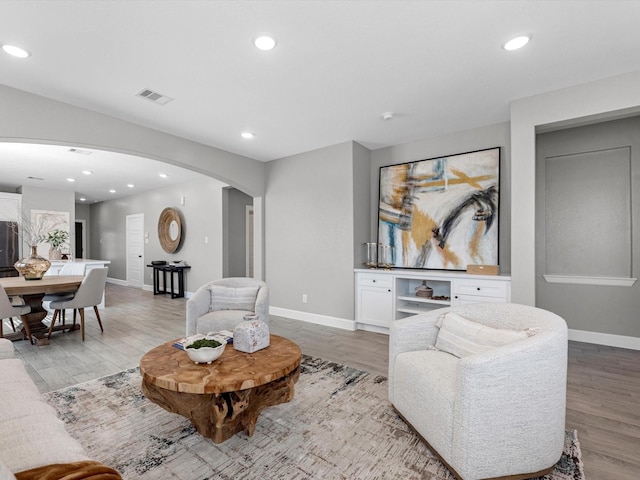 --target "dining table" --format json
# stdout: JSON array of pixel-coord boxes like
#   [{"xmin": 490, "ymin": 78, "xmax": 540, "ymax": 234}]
[{"xmin": 0, "ymin": 275, "xmax": 84, "ymax": 346}]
